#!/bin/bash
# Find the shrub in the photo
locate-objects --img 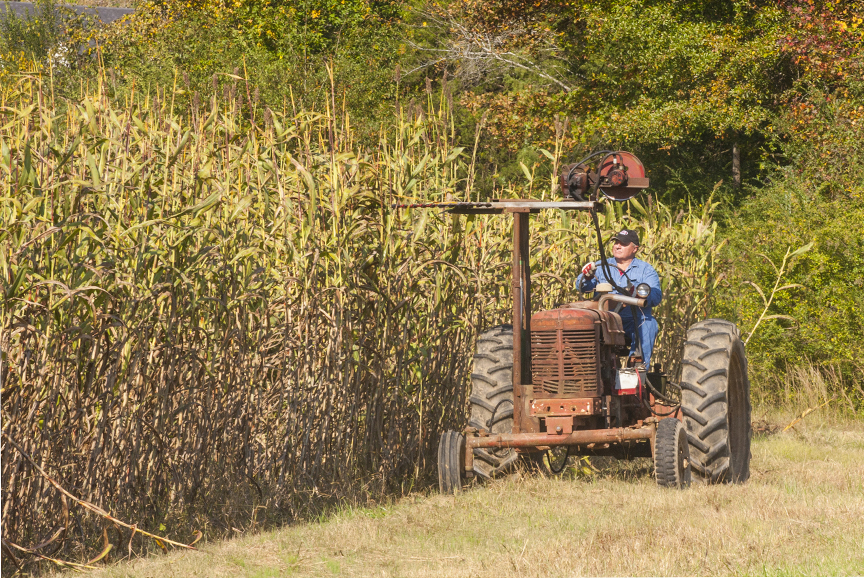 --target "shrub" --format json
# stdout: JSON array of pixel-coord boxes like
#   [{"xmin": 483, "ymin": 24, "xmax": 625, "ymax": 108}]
[{"xmin": 0, "ymin": 0, "xmax": 97, "ymax": 75}]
